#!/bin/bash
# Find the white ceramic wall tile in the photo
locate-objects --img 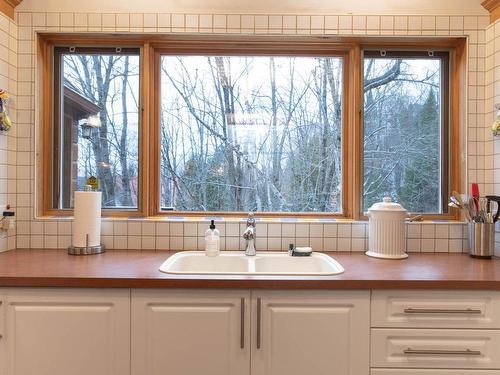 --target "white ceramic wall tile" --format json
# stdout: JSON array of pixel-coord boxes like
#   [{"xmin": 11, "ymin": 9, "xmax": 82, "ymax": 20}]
[
  {"xmin": 142, "ymin": 222, "xmax": 155, "ymax": 236},
  {"xmin": 421, "ymin": 224, "xmax": 436, "ymax": 238},
  {"xmin": 114, "ymin": 235, "xmax": 127, "ymax": 249},
  {"xmin": 337, "ymin": 223, "xmax": 351, "ymax": 238},
  {"xmin": 338, "ymin": 15, "xmax": 352, "ymax": 31},
  {"xmin": 435, "ymin": 224, "xmax": 449, "ymax": 239},
  {"xmin": 295, "ymin": 223, "xmax": 309, "ymax": 238},
  {"xmin": 0, "ymin": 11, "xmax": 492, "ymax": 252},
  {"xmin": 156, "ymin": 236, "xmax": 169, "ymax": 250},
  {"xmin": 337, "ymin": 237, "xmax": 351, "ymax": 251},
  {"xmin": 407, "ymin": 238, "xmax": 421, "ymax": 252},
  {"xmin": 127, "ymin": 221, "xmax": 141, "ymax": 236},
  {"xmin": 128, "ymin": 235, "xmax": 141, "ymax": 249}
]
